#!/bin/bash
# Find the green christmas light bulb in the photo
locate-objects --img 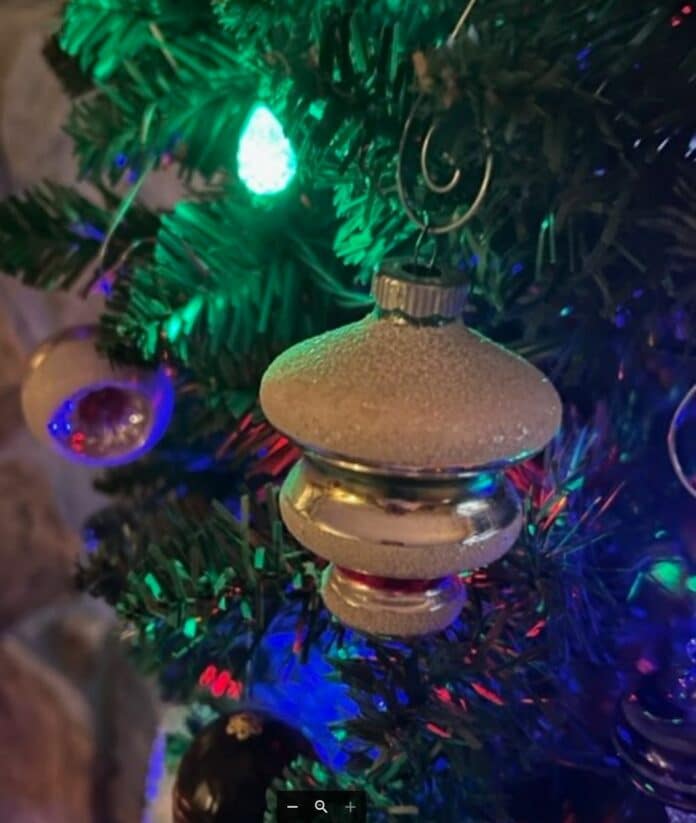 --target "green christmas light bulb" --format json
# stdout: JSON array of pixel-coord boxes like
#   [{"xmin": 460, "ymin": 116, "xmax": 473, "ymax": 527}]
[{"xmin": 237, "ymin": 104, "xmax": 297, "ymax": 195}]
